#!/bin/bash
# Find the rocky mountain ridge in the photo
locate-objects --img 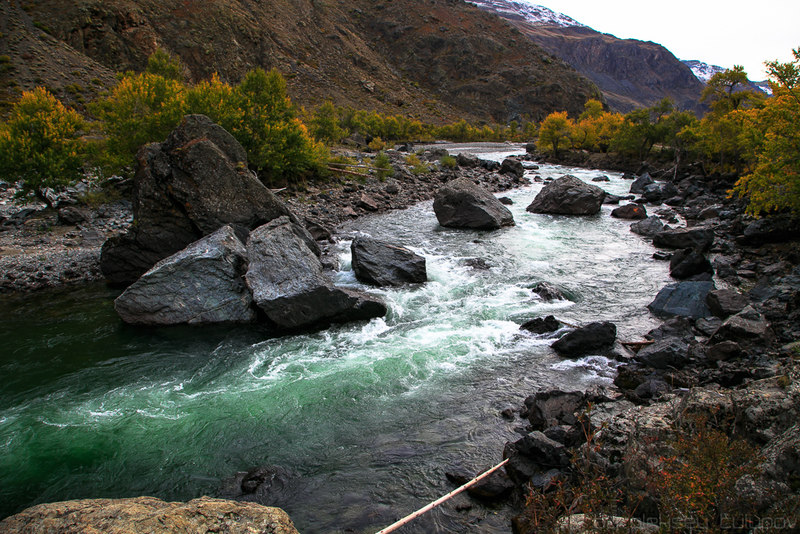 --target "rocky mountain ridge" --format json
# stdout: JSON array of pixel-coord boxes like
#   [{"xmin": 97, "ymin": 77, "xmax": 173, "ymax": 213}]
[
  {"xmin": 0, "ymin": 0, "xmax": 600, "ymax": 123},
  {"xmin": 469, "ymin": 0, "xmax": 707, "ymax": 113}
]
